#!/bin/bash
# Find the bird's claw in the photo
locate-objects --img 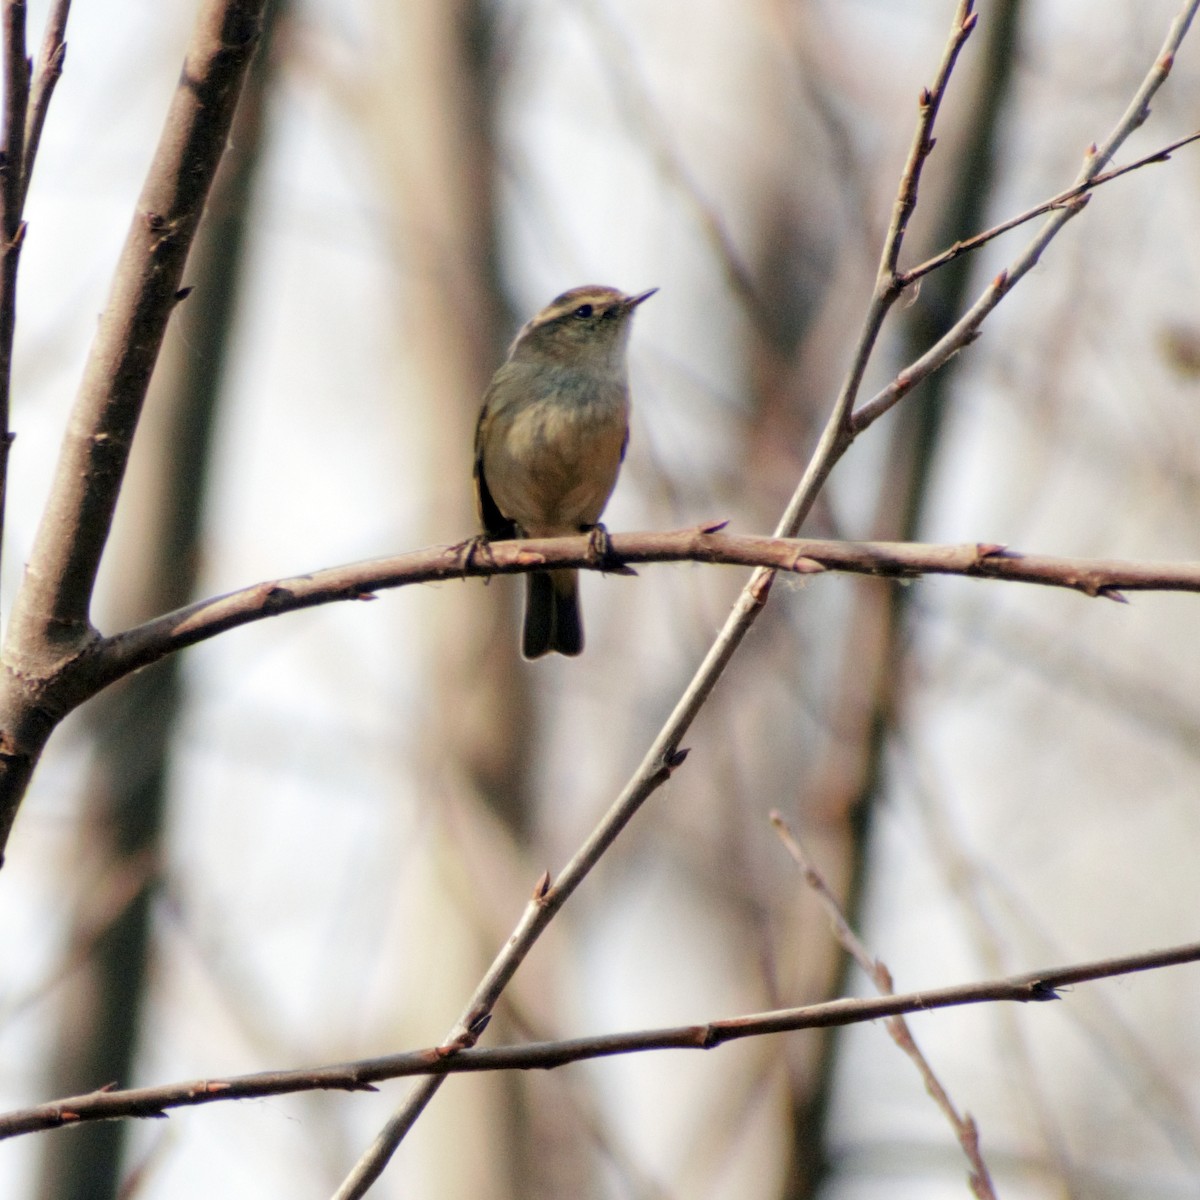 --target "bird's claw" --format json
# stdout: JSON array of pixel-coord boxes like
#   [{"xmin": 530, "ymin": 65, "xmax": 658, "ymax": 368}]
[
  {"xmin": 454, "ymin": 533, "xmax": 497, "ymax": 577},
  {"xmin": 584, "ymin": 524, "xmax": 636, "ymax": 576}
]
